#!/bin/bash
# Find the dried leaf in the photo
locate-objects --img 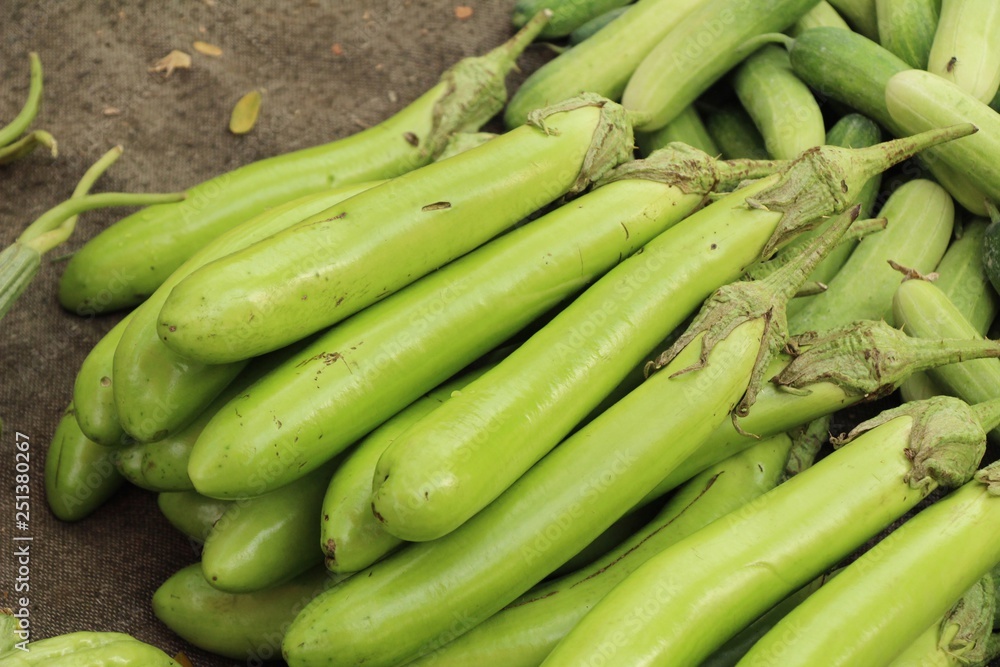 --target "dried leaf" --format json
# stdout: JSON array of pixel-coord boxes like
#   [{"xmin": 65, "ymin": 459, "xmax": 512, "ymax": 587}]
[
  {"xmin": 455, "ymin": 5, "xmax": 473, "ymax": 19},
  {"xmin": 148, "ymin": 50, "xmax": 192, "ymax": 76},
  {"xmin": 331, "ymin": 43, "xmax": 344, "ymax": 56},
  {"xmin": 230, "ymin": 90, "xmax": 262, "ymax": 135},
  {"xmin": 193, "ymin": 41, "xmax": 222, "ymax": 57},
  {"xmin": 102, "ymin": 107, "xmax": 121, "ymax": 116}
]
